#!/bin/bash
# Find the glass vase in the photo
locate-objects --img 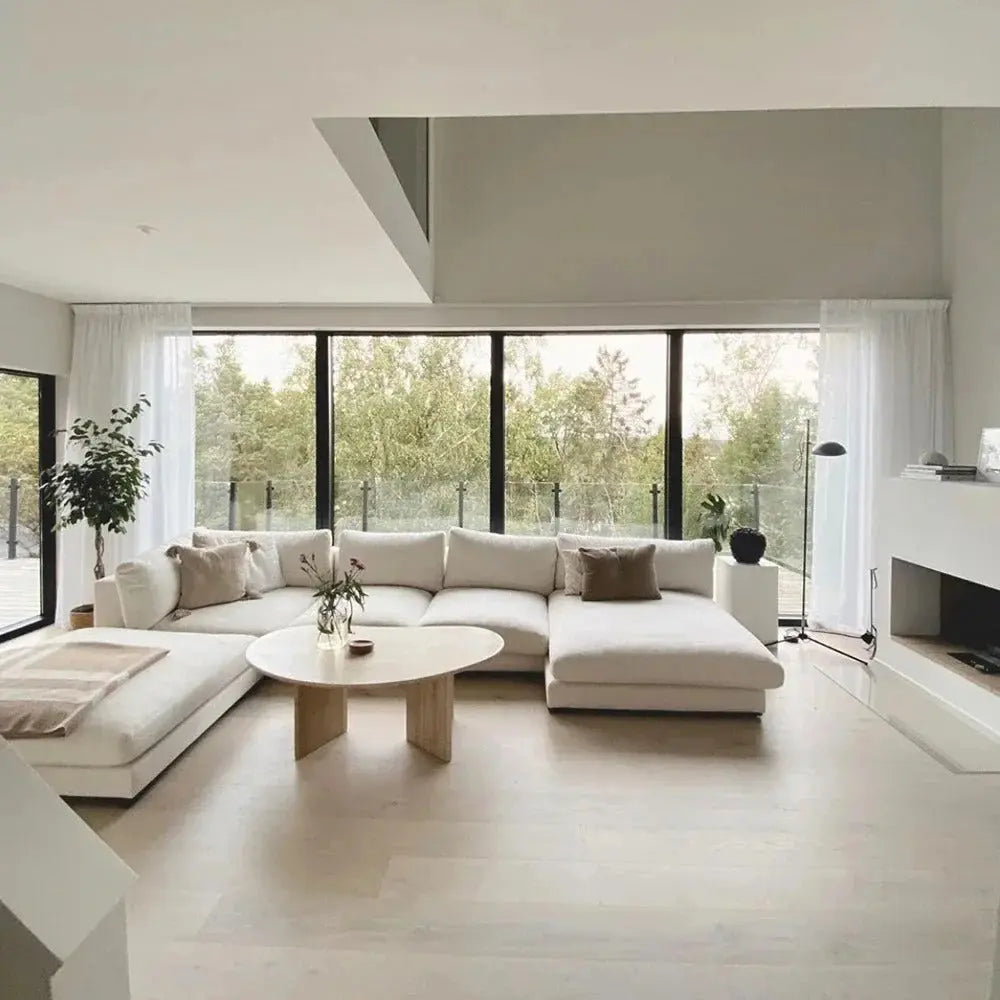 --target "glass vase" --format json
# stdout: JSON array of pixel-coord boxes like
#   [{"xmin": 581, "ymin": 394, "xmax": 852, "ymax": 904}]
[{"xmin": 316, "ymin": 600, "xmax": 350, "ymax": 650}]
